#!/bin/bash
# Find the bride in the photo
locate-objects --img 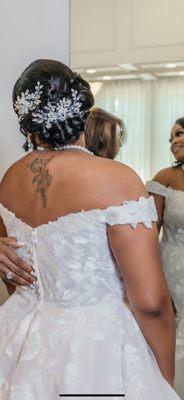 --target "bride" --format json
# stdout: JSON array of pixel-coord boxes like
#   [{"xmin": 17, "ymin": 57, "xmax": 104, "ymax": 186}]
[
  {"xmin": 146, "ymin": 117, "xmax": 184, "ymax": 398},
  {"xmin": 0, "ymin": 59, "xmax": 181, "ymax": 399}
]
